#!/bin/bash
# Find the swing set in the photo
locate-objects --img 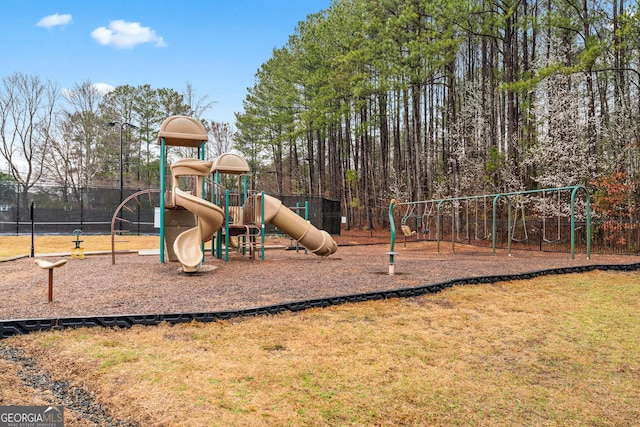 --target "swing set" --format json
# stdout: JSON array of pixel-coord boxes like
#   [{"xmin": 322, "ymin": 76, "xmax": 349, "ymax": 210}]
[
  {"xmin": 474, "ymin": 196, "xmax": 492, "ymax": 241},
  {"xmin": 541, "ymin": 189, "xmax": 562, "ymax": 243},
  {"xmin": 399, "ymin": 200, "xmax": 441, "ymax": 246},
  {"xmin": 389, "ymin": 186, "xmax": 591, "ymax": 264},
  {"xmin": 506, "ymin": 190, "xmax": 564, "ymax": 245}
]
